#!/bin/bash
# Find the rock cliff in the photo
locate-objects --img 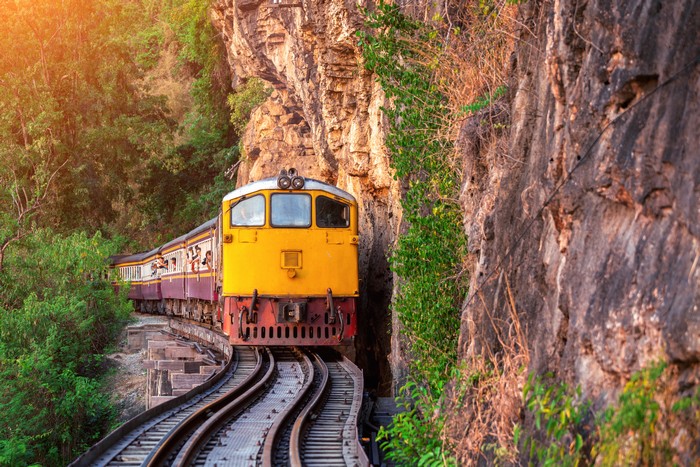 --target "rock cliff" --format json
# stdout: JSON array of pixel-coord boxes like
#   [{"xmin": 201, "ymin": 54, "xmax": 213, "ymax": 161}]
[
  {"xmin": 211, "ymin": 0, "xmax": 399, "ymax": 393},
  {"xmin": 211, "ymin": 0, "xmax": 699, "ymax": 414},
  {"xmin": 460, "ymin": 0, "xmax": 698, "ymax": 401}
]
